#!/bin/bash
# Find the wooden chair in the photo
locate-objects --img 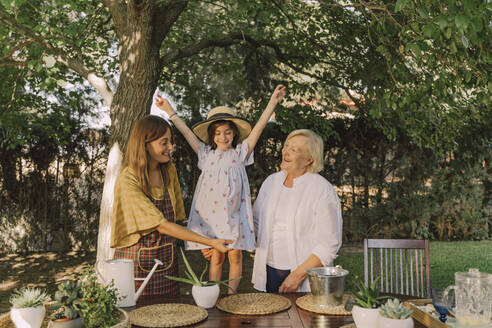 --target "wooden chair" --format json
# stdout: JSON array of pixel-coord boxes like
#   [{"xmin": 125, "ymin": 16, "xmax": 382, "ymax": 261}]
[{"xmin": 364, "ymin": 239, "xmax": 430, "ymax": 298}]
